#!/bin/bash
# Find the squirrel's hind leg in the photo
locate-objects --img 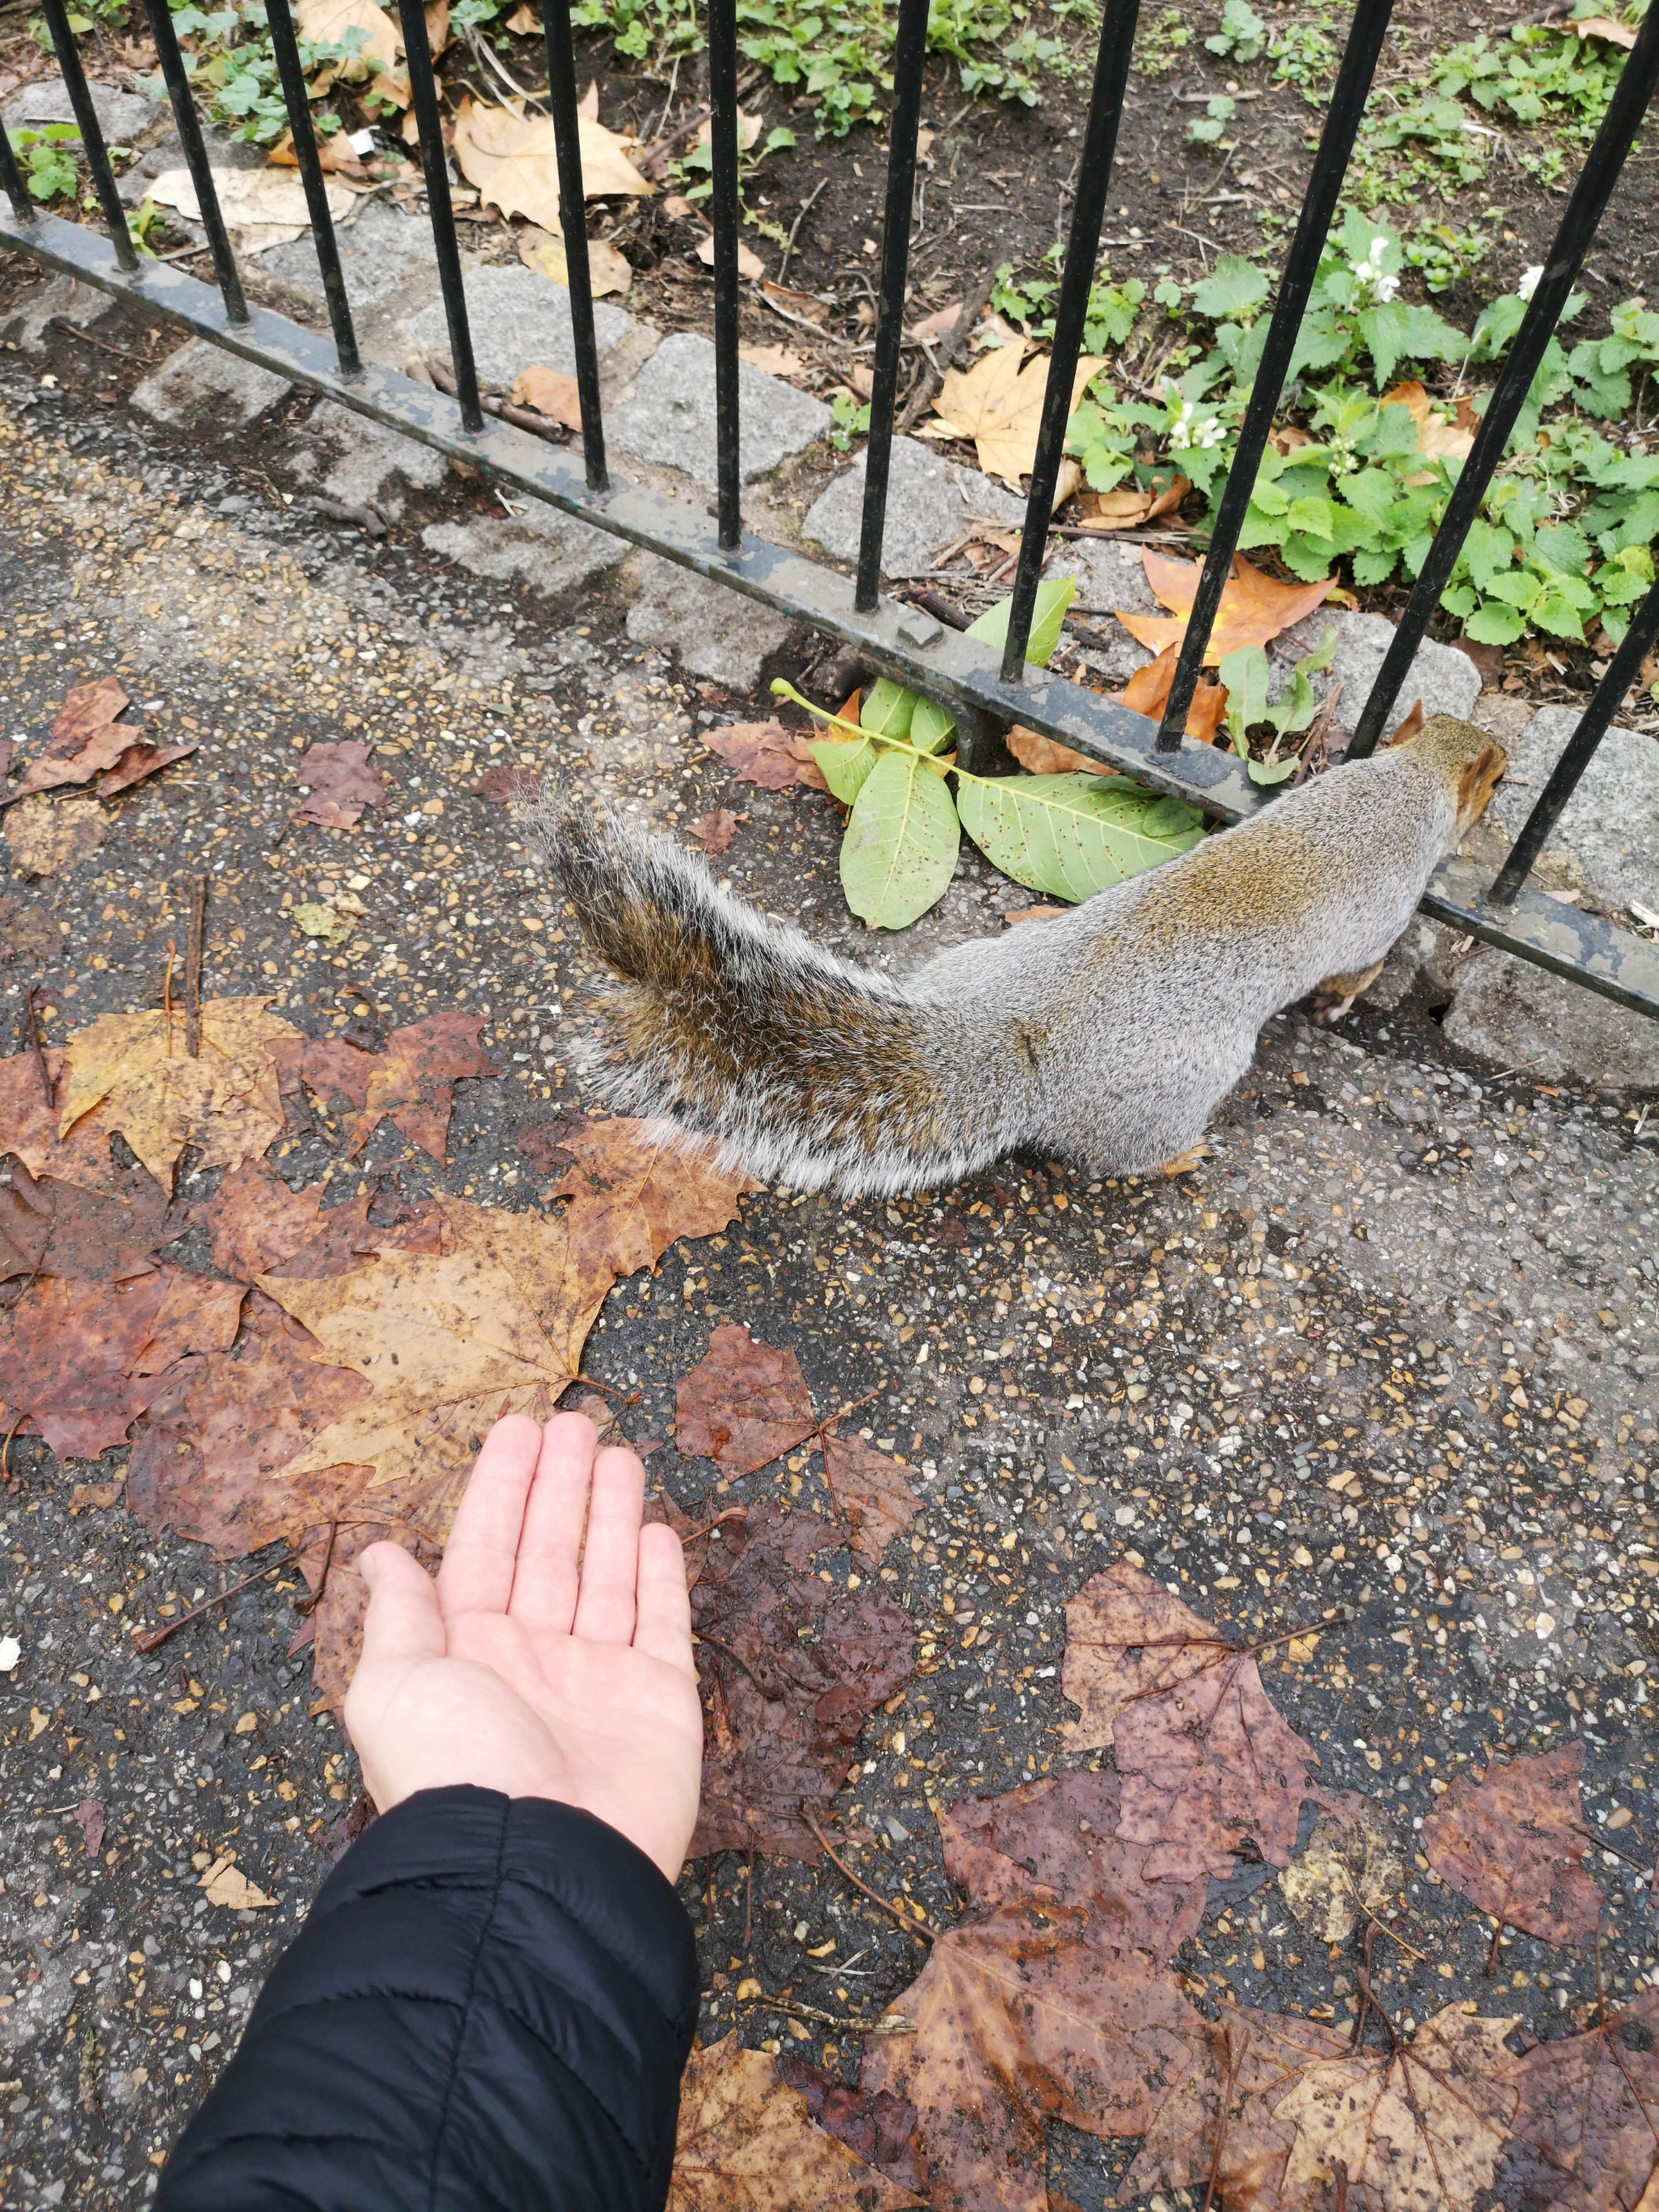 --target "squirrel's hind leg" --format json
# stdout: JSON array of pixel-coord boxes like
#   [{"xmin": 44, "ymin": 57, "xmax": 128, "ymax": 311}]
[
  {"xmin": 1310, "ymin": 957, "xmax": 1386, "ymax": 1025},
  {"xmin": 1156, "ymin": 1143, "xmax": 1211, "ymax": 1179}
]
